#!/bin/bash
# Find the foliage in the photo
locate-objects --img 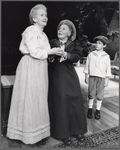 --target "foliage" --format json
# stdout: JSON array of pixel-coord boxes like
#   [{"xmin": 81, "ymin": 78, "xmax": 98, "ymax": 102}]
[
  {"xmin": 75, "ymin": 2, "xmax": 118, "ymax": 35},
  {"xmin": 107, "ymin": 30, "xmax": 119, "ymax": 41},
  {"xmin": 58, "ymin": 2, "xmax": 119, "ymax": 56},
  {"xmin": 74, "ymin": 2, "xmax": 119, "ymax": 56}
]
